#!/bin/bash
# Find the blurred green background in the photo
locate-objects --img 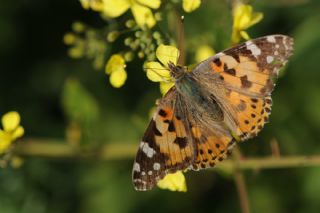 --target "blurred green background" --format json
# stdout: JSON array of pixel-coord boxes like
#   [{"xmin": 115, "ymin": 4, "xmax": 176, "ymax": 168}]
[{"xmin": 1, "ymin": 0, "xmax": 320, "ymax": 212}]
